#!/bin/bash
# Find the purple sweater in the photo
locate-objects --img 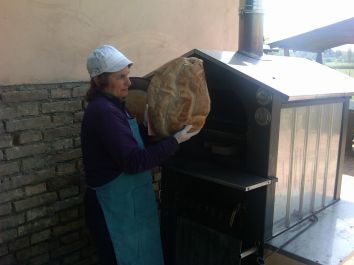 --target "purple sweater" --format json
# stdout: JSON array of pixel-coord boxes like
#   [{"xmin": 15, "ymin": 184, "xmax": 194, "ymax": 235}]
[{"xmin": 80, "ymin": 91, "xmax": 179, "ymax": 187}]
